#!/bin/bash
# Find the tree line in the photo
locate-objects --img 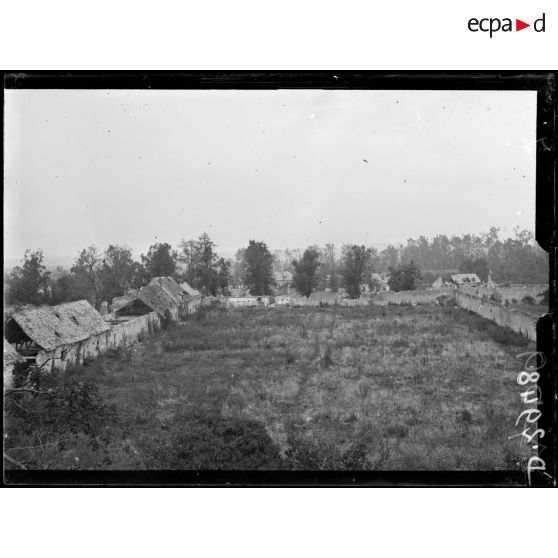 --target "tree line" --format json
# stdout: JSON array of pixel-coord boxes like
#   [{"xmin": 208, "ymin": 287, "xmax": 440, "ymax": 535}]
[
  {"xmin": 5, "ymin": 227, "xmax": 547, "ymax": 308},
  {"xmin": 5, "ymin": 233, "xmax": 231, "ymax": 310}
]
